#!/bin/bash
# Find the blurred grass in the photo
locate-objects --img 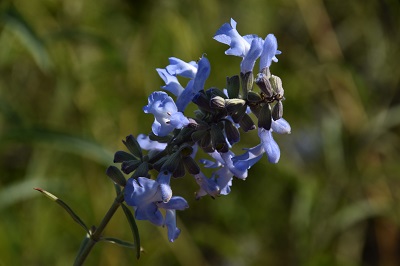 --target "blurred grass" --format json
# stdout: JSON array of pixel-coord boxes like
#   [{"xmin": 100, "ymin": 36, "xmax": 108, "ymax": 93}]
[{"xmin": 1, "ymin": 0, "xmax": 400, "ymax": 265}]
